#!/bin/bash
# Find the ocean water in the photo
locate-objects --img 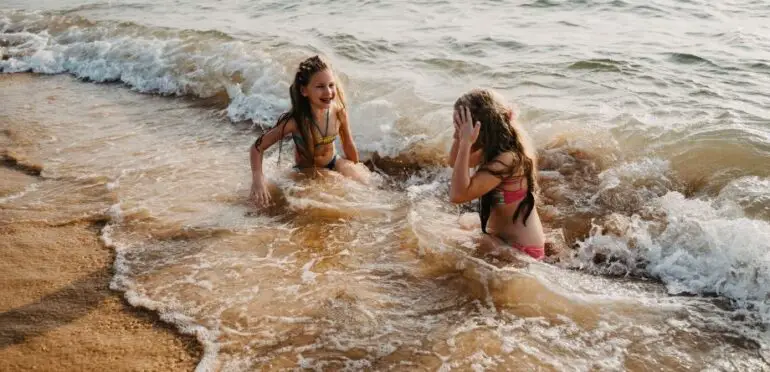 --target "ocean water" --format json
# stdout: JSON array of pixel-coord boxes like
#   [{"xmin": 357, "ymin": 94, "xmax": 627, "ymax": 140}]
[{"xmin": 1, "ymin": 0, "xmax": 769, "ymax": 370}]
